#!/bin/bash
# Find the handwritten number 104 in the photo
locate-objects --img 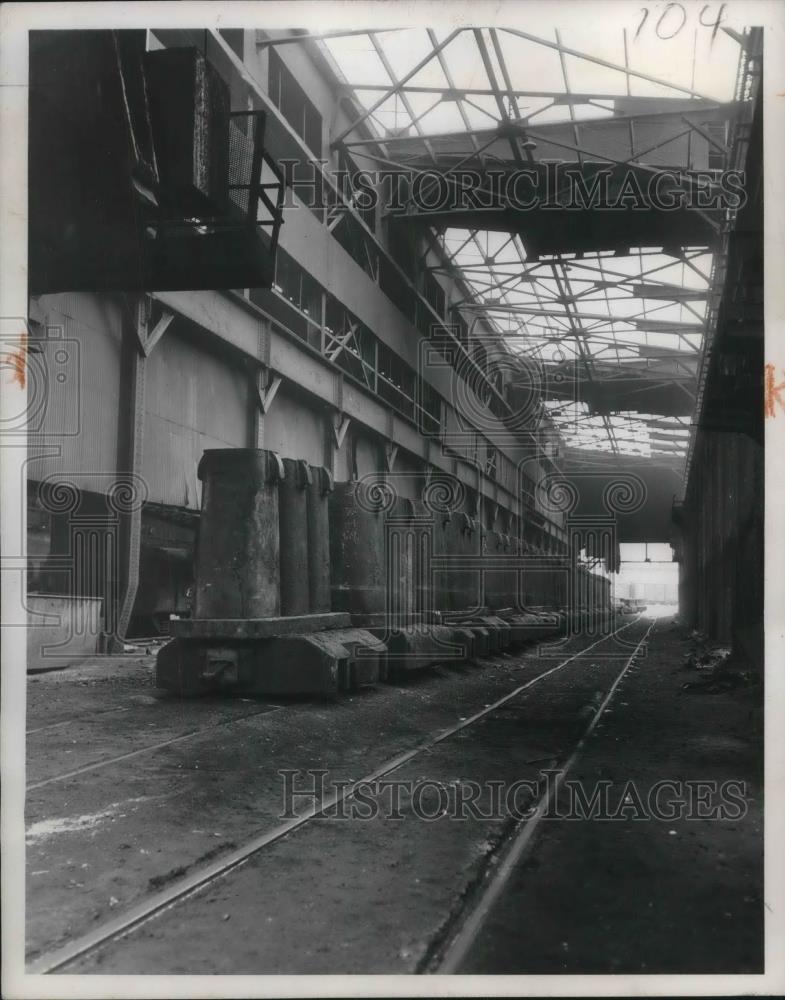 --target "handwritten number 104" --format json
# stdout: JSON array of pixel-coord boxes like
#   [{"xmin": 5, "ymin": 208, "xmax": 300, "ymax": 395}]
[{"xmin": 636, "ymin": 4, "xmax": 727, "ymax": 41}]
